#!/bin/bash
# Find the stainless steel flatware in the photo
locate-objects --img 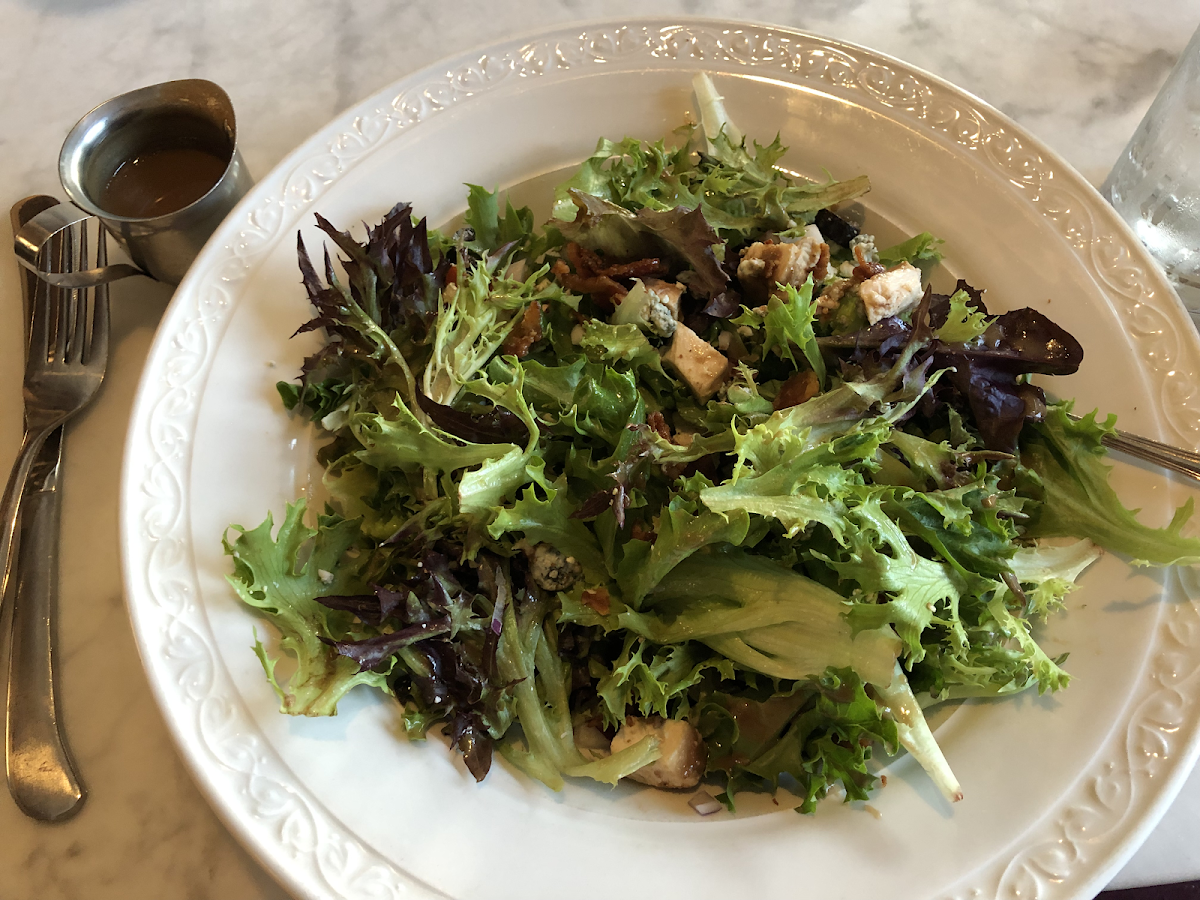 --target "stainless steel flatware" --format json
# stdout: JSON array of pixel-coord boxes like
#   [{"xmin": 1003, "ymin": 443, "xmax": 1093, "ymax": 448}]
[
  {"xmin": 1068, "ymin": 413, "xmax": 1200, "ymax": 483},
  {"xmin": 0, "ymin": 213, "xmax": 108, "ymax": 603},
  {"xmin": 3, "ymin": 198, "xmax": 106, "ymax": 821}
]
